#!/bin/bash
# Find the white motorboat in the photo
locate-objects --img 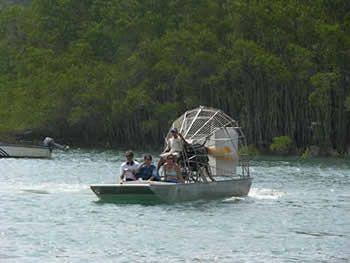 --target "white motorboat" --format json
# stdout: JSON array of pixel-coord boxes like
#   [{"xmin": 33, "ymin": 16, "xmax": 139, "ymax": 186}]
[
  {"xmin": 91, "ymin": 106, "xmax": 252, "ymax": 203},
  {"xmin": 0, "ymin": 143, "xmax": 51, "ymax": 158},
  {"xmin": 0, "ymin": 137, "xmax": 69, "ymax": 159}
]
